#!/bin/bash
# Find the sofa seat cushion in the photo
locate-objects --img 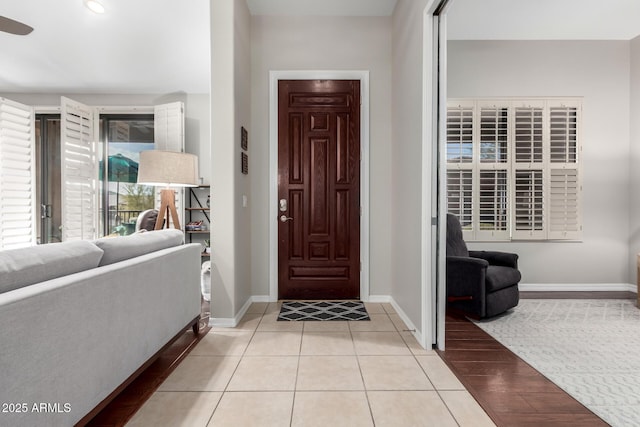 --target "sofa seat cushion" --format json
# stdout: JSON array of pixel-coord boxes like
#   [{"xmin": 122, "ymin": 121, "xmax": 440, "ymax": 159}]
[
  {"xmin": 94, "ymin": 229, "xmax": 184, "ymax": 266},
  {"xmin": 0, "ymin": 241, "xmax": 104, "ymax": 294},
  {"xmin": 486, "ymin": 265, "xmax": 522, "ymax": 293}
]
